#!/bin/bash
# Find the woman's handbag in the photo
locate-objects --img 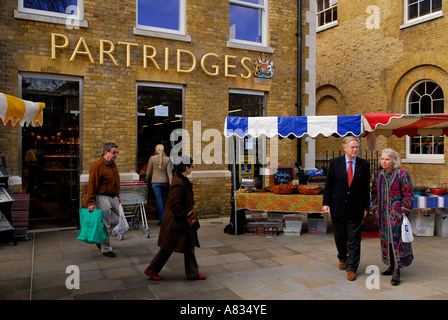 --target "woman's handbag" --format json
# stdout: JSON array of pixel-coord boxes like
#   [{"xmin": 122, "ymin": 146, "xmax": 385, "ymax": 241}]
[
  {"xmin": 187, "ymin": 211, "xmax": 200, "ymax": 230},
  {"xmin": 401, "ymin": 215, "xmax": 414, "ymax": 243},
  {"xmin": 77, "ymin": 208, "xmax": 108, "ymax": 244}
]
